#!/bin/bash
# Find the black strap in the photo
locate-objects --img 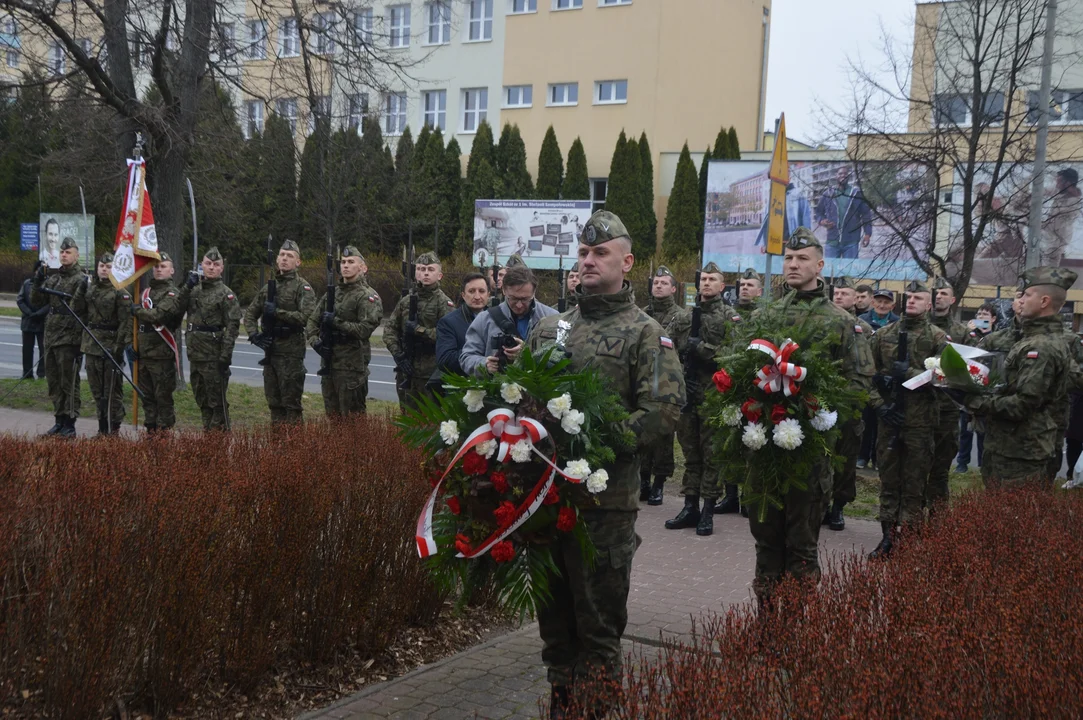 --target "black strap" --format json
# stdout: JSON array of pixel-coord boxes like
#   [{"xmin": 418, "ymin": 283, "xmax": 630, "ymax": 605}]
[
  {"xmin": 487, "ymin": 303, "xmax": 518, "ymax": 337},
  {"xmin": 188, "ymin": 323, "xmax": 222, "ymax": 333}
]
